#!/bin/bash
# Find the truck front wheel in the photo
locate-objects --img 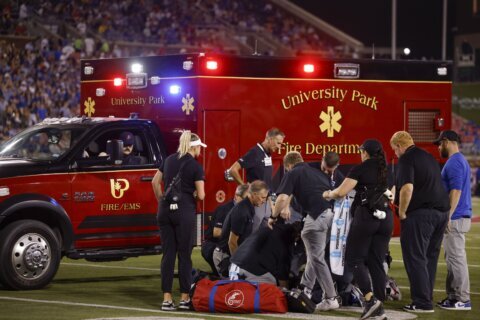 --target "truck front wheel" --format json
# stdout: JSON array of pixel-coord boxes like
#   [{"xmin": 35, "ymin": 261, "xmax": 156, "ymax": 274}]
[{"xmin": 0, "ymin": 220, "xmax": 61, "ymax": 290}]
